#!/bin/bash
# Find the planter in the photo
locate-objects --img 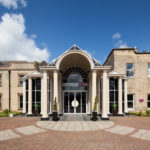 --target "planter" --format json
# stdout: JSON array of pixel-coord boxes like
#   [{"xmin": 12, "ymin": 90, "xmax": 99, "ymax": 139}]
[
  {"xmin": 112, "ymin": 109, "xmax": 118, "ymax": 116},
  {"xmin": 33, "ymin": 109, "xmax": 39, "ymax": 116},
  {"xmin": 91, "ymin": 111, "xmax": 98, "ymax": 121},
  {"xmin": 52, "ymin": 111, "xmax": 59, "ymax": 121}
]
